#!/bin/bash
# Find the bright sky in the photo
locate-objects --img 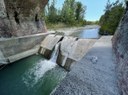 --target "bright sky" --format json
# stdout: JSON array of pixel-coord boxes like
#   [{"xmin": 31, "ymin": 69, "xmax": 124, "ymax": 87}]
[{"xmin": 55, "ymin": 0, "xmax": 124, "ymax": 21}]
